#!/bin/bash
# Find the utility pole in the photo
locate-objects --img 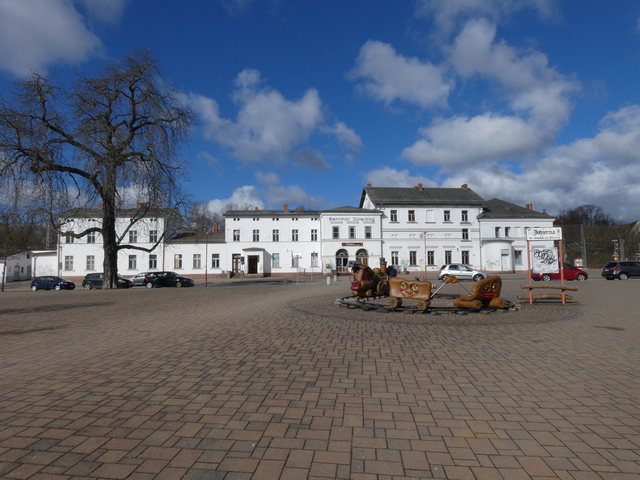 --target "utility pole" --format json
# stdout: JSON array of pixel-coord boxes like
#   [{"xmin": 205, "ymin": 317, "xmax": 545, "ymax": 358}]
[{"xmin": 580, "ymin": 224, "xmax": 587, "ymax": 267}]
